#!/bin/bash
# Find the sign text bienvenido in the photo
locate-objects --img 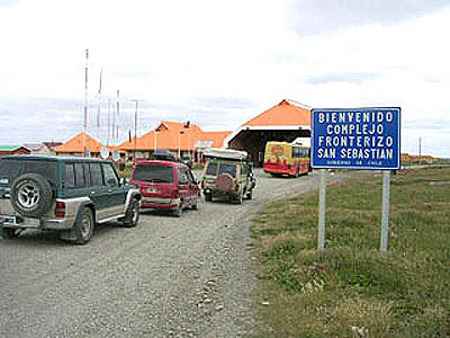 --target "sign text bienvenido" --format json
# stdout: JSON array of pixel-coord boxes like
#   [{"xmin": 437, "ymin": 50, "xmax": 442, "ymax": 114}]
[{"xmin": 311, "ymin": 107, "xmax": 401, "ymax": 170}]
